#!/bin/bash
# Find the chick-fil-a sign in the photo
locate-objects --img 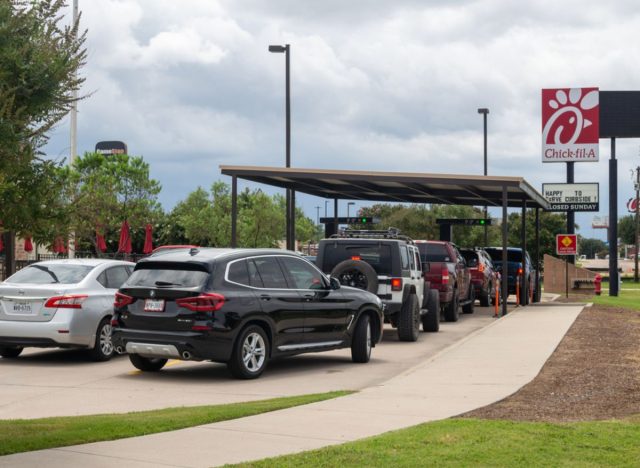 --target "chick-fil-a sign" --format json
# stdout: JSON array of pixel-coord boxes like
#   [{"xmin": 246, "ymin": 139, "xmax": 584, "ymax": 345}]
[{"xmin": 542, "ymin": 88, "xmax": 599, "ymax": 163}]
